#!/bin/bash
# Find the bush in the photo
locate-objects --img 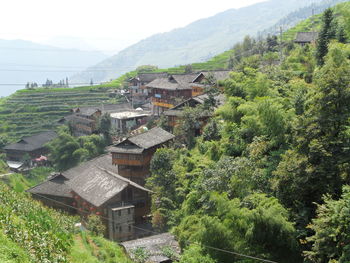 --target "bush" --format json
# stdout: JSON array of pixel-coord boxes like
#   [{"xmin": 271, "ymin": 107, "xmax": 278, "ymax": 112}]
[{"xmin": 87, "ymin": 215, "xmax": 106, "ymax": 236}]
